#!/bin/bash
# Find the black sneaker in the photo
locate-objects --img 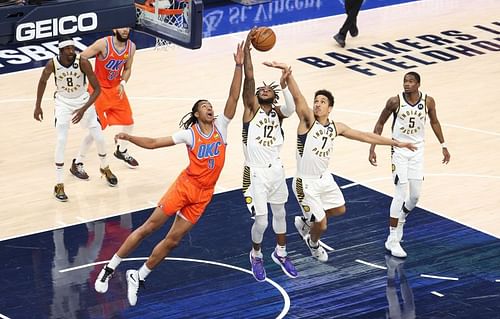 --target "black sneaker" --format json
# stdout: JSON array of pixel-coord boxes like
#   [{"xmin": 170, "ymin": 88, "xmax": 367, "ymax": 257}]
[
  {"xmin": 114, "ymin": 146, "xmax": 139, "ymax": 169},
  {"xmin": 100, "ymin": 166, "xmax": 118, "ymax": 187},
  {"xmin": 54, "ymin": 183, "xmax": 68, "ymax": 202},
  {"xmin": 333, "ymin": 33, "xmax": 346, "ymax": 48},
  {"xmin": 69, "ymin": 159, "xmax": 89, "ymax": 180}
]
